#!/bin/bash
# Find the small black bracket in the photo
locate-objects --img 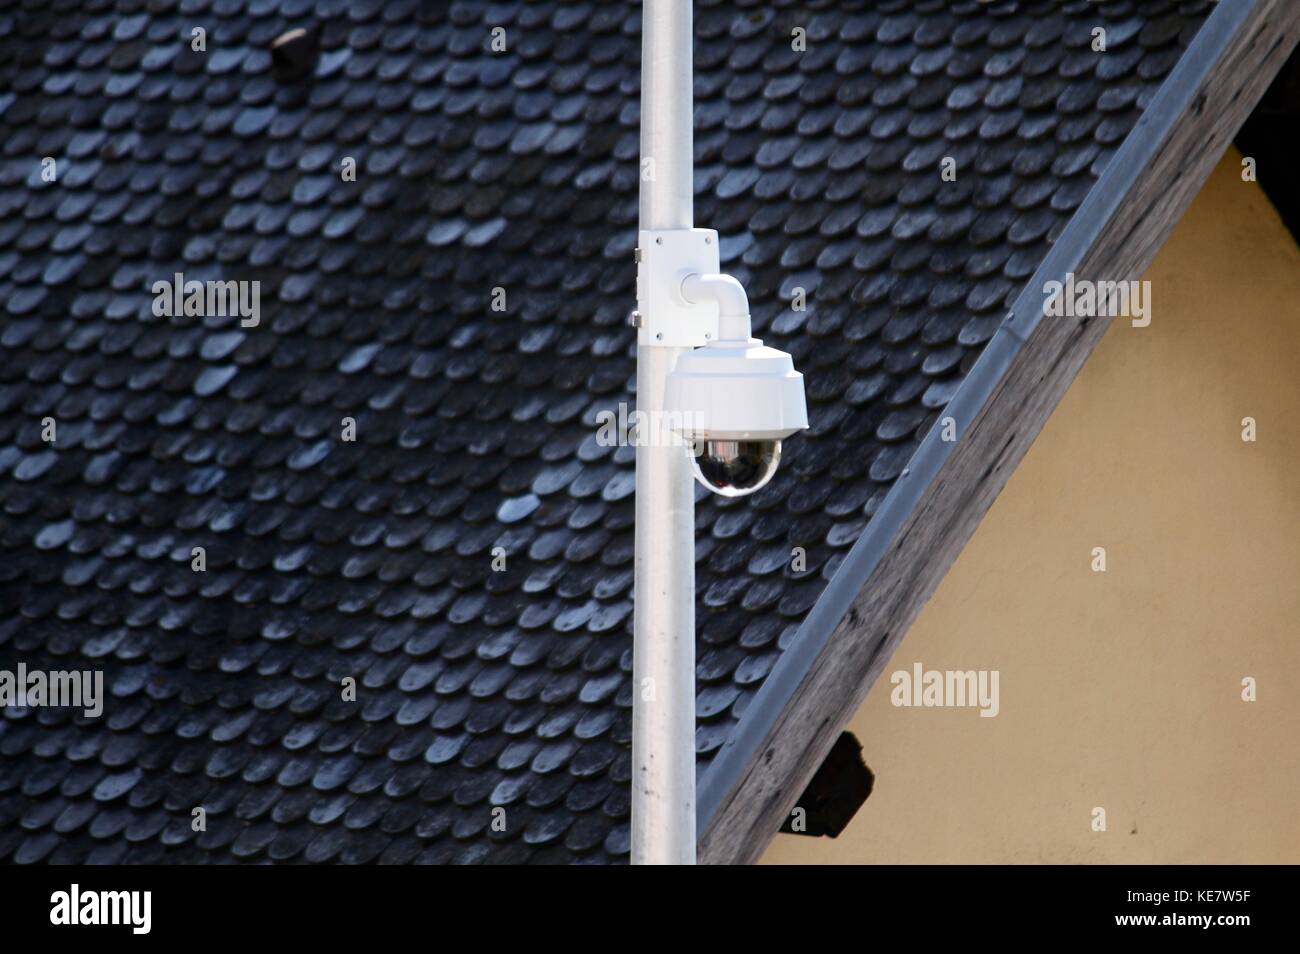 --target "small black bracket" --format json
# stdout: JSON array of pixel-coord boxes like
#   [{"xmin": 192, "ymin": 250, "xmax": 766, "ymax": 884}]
[{"xmin": 779, "ymin": 731, "xmax": 875, "ymax": 838}]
